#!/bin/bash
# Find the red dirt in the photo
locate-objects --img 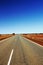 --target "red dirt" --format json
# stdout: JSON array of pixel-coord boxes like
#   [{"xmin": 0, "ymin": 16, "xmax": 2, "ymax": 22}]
[
  {"xmin": 0, "ymin": 34, "xmax": 14, "ymax": 41},
  {"xmin": 22, "ymin": 34, "xmax": 43, "ymax": 46}
]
